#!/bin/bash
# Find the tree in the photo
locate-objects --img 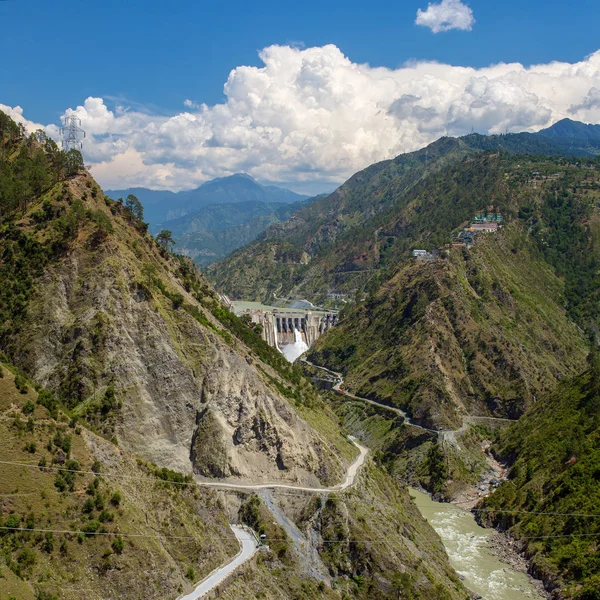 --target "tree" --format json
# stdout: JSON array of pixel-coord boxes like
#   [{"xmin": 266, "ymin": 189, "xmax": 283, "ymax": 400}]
[
  {"xmin": 427, "ymin": 441, "xmax": 448, "ymax": 495},
  {"xmin": 588, "ymin": 349, "xmax": 600, "ymax": 389},
  {"xmin": 125, "ymin": 194, "xmax": 143, "ymax": 220},
  {"xmin": 65, "ymin": 149, "xmax": 84, "ymax": 177},
  {"xmin": 156, "ymin": 229, "xmax": 174, "ymax": 252}
]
